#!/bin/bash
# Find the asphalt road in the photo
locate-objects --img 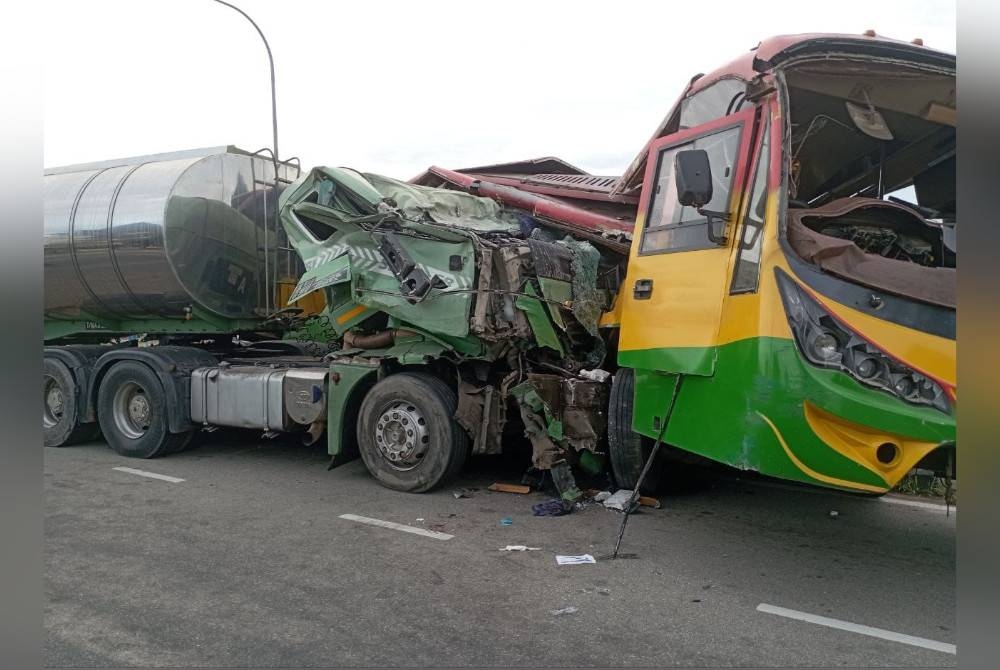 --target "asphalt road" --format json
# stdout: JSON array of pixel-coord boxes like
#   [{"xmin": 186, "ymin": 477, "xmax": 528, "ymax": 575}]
[{"xmin": 45, "ymin": 432, "xmax": 956, "ymax": 667}]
